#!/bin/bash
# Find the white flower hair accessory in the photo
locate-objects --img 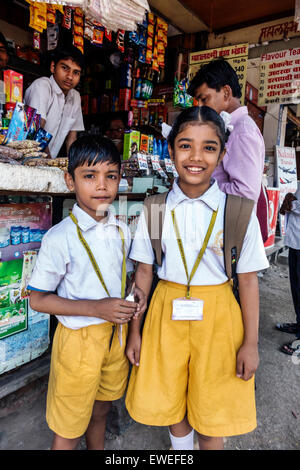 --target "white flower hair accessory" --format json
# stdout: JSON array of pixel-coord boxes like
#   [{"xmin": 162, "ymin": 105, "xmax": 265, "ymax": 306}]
[
  {"xmin": 220, "ymin": 111, "xmax": 234, "ymax": 133},
  {"xmin": 162, "ymin": 122, "xmax": 172, "ymax": 139}
]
